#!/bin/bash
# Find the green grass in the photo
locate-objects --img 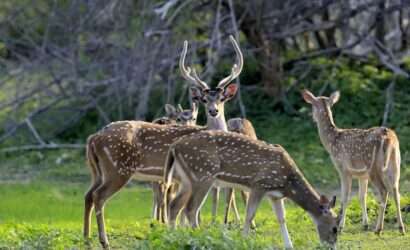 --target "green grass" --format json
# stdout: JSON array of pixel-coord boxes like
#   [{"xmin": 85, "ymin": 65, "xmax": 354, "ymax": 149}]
[{"xmin": 0, "ymin": 182, "xmax": 409, "ymax": 249}]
